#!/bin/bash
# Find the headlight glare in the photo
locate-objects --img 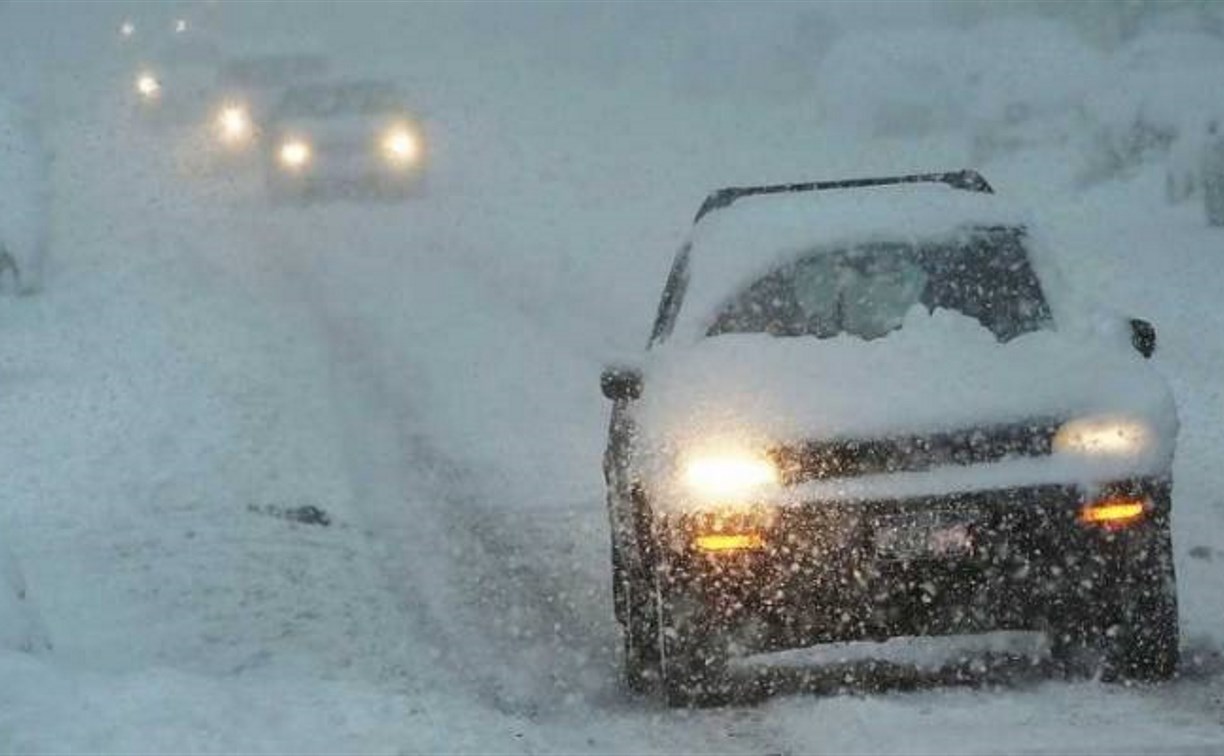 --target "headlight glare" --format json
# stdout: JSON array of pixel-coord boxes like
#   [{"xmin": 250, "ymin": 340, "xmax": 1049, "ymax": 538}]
[
  {"xmin": 217, "ymin": 105, "xmax": 251, "ymax": 143},
  {"xmin": 279, "ymin": 139, "xmax": 311, "ymax": 169},
  {"xmin": 136, "ymin": 73, "xmax": 161, "ymax": 100},
  {"xmin": 382, "ymin": 127, "xmax": 420, "ymax": 165},
  {"xmin": 1053, "ymin": 416, "xmax": 1152, "ymax": 457},
  {"xmin": 682, "ymin": 453, "xmax": 778, "ymax": 501}
]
